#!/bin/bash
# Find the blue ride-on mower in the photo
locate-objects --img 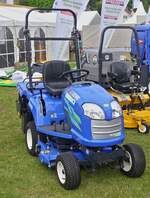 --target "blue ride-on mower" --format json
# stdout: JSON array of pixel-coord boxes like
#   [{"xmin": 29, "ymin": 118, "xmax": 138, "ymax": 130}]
[{"xmin": 16, "ymin": 8, "xmax": 146, "ymax": 190}]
